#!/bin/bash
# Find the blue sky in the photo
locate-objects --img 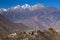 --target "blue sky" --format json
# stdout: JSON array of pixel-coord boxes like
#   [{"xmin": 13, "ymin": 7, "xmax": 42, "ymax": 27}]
[{"xmin": 0, "ymin": 0, "xmax": 60, "ymax": 9}]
